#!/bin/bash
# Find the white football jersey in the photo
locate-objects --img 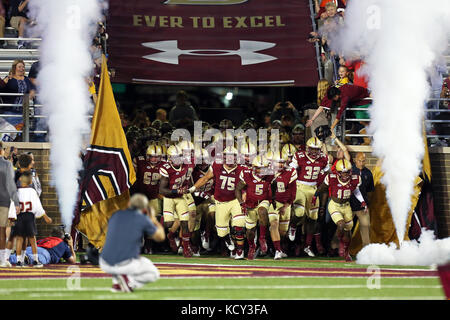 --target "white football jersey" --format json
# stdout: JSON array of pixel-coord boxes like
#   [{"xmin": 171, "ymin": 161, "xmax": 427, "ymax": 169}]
[{"xmin": 17, "ymin": 187, "xmax": 45, "ymax": 218}]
